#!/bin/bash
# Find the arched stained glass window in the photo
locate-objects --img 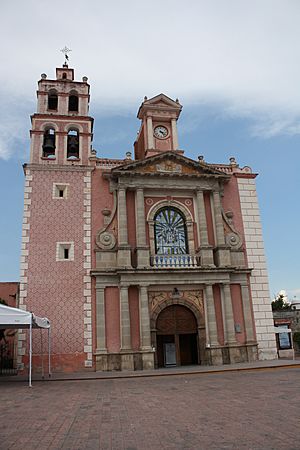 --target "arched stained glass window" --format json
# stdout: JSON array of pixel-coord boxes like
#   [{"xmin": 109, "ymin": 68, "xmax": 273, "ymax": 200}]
[{"xmin": 154, "ymin": 207, "xmax": 188, "ymax": 255}]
